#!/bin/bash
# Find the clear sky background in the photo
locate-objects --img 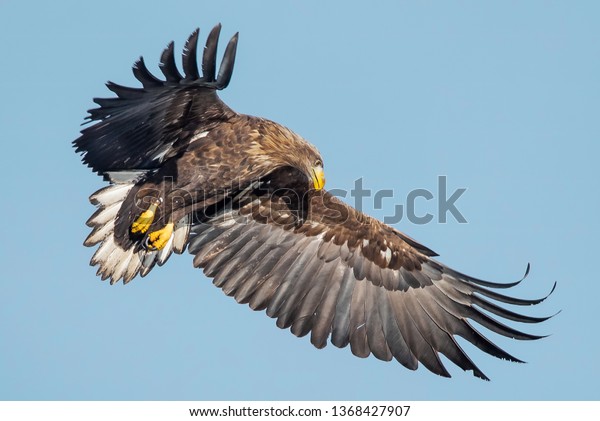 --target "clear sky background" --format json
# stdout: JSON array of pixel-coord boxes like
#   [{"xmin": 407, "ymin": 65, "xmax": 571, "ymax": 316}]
[{"xmin": 0, "ymin": 0, "xmax": 598, "ymax": 400}]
